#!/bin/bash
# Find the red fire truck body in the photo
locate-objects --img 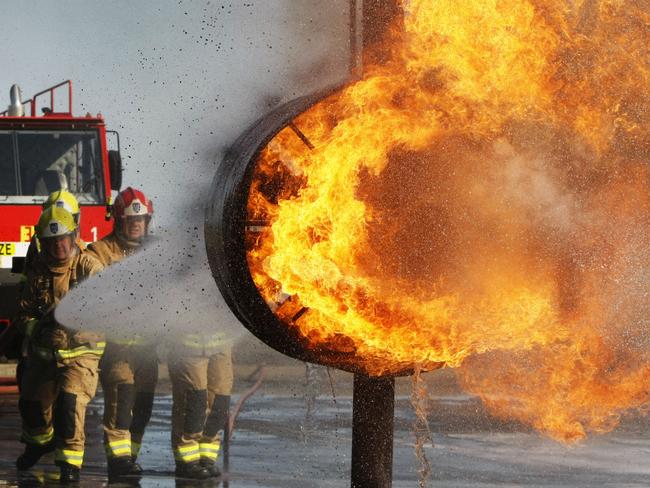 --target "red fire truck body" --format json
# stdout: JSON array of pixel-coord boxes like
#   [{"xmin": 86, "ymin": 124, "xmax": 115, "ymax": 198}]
[{"xmin": 0, "ymin": 81, "xmax": 121, "ymax": 336}]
